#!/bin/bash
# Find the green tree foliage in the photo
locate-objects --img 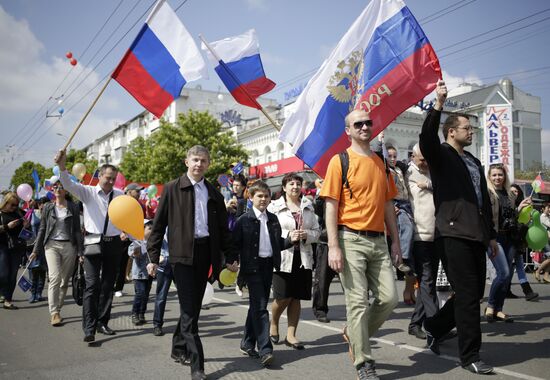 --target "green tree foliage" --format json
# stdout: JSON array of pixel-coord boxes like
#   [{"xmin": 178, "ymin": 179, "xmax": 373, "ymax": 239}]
[
  {"xmin": 514, "ymin": 162, "xmax": 550, "ymax": 181},
  {"xmin": 119, "ymin": 137, "xmax": 153, "ymax": 182},
  {"xmin": 64, "ymin": 148, "xmax": 99, "ymax": 175},
  {"xmin": 120, "ymin": 110, "xmax": 249, "ymax": 184},
  {"xmin": 10, "ymin": 161, "xmax": 48, "ymax": 190}
]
